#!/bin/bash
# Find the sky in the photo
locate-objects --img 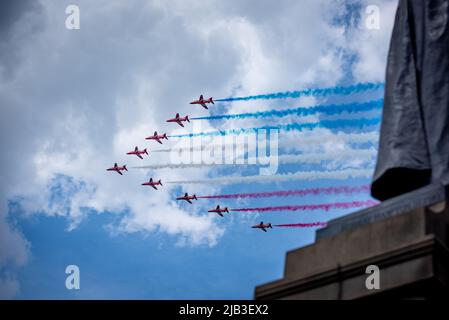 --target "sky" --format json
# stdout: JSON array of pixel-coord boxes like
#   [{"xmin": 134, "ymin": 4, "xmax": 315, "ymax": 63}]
[{"xmin": 0, "ymin": 0, "xmax": 398, "ymax": 299}]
